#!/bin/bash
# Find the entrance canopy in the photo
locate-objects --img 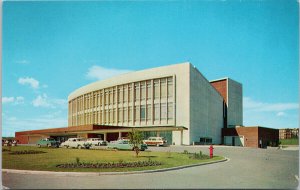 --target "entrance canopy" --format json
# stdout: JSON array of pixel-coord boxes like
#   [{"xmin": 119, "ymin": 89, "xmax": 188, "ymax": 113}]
[
  {"xmin": 16, "ymin": 124, "xmax": 187, "ymax": 136},
  {"xmin": 15, "ymin": 124, "xmax": 187, "ymax": 144}
]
